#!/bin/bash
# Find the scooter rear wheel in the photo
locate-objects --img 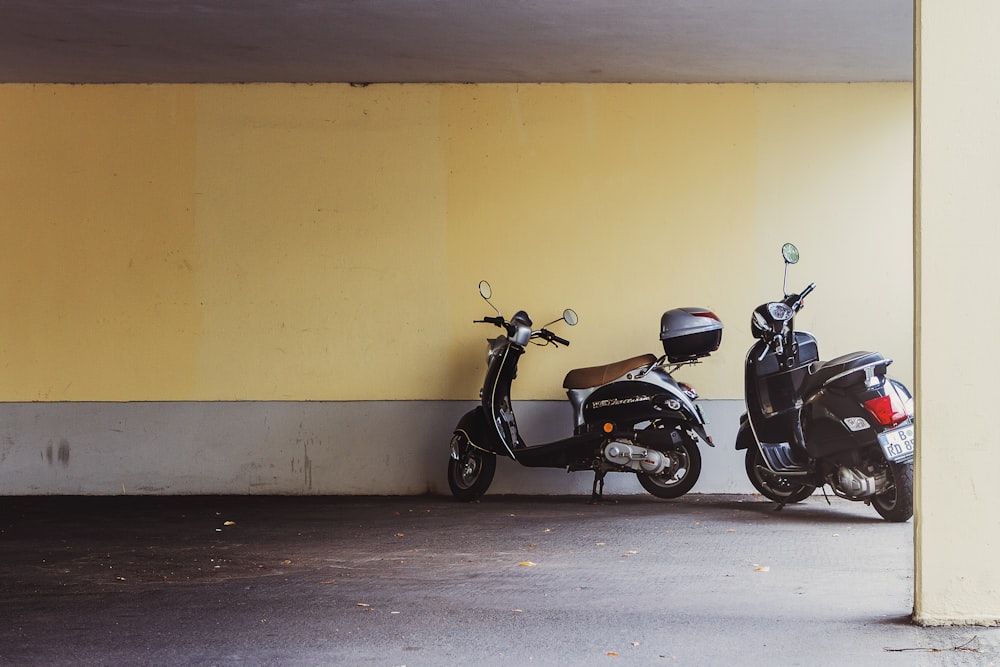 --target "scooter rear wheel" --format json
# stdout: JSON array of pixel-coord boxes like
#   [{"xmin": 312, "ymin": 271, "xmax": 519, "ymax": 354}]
[
  {"xmin": 448, "ymin": 442, "xmax": 496, "ymax": 501},
  {"xmin": 744, "ymin": 446, "xmax": 816, "ymax": 503},
  {"xmin": 871, "ymin": 460, "xmax": 913, "ymax": 522},
  {"xmin": 636, "ymin": 436, "xmax": 702, "ymax": 499}
]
